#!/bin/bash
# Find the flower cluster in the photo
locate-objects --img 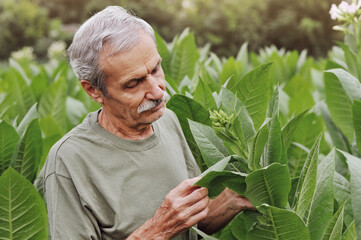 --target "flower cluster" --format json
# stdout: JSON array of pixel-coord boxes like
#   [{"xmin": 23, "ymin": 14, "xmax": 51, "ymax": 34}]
[
  {"xmin": 329, "ymin": 0, "xmax": 361, "ymax": 51},
  {"xmin": 10, "ymin": 47, "xmax": 36, "ymax": 61},
  {"xmin": 210, "ymin": 110, "xmax": 248, "ymax": 158},
  {"xmin": 47, "ymin": 41, "xmax": 67, "ymax": 60},
  {"xmin": 330, "ymin": 1, "xmax": 361, "ymax": 21},
  {"xmin": 329, "ymin": 1, "xmax": 361, "ymax": 31},
  {"xmin": 210, "ymin": 109, "xmax": 235, "ymax": 130}
]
